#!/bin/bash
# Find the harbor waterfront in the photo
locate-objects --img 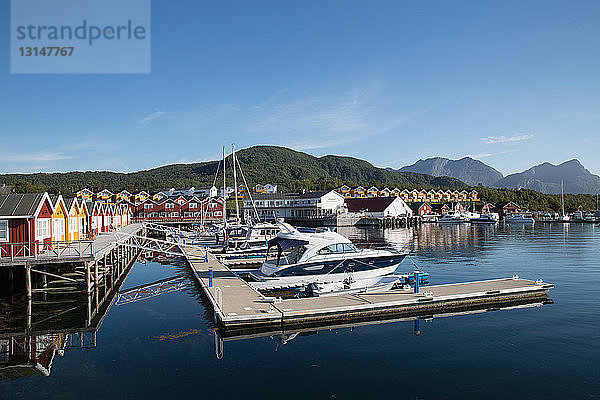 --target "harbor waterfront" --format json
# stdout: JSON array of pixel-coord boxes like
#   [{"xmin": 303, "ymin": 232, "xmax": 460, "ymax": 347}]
[{"xmin": 1, "ymin": 223, "xmax": 599, "ymax": 399}]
